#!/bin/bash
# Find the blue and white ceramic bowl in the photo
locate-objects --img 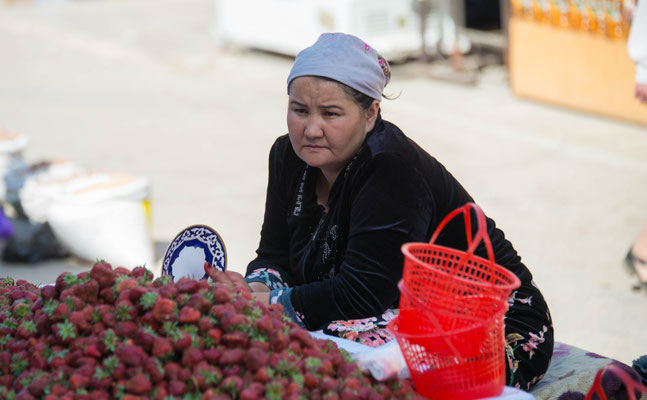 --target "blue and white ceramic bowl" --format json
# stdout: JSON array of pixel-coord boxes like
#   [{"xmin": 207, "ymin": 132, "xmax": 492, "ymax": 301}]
[{"xmin": 162, "ymin": 225, "xmax": 227, "ymax": 281}]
